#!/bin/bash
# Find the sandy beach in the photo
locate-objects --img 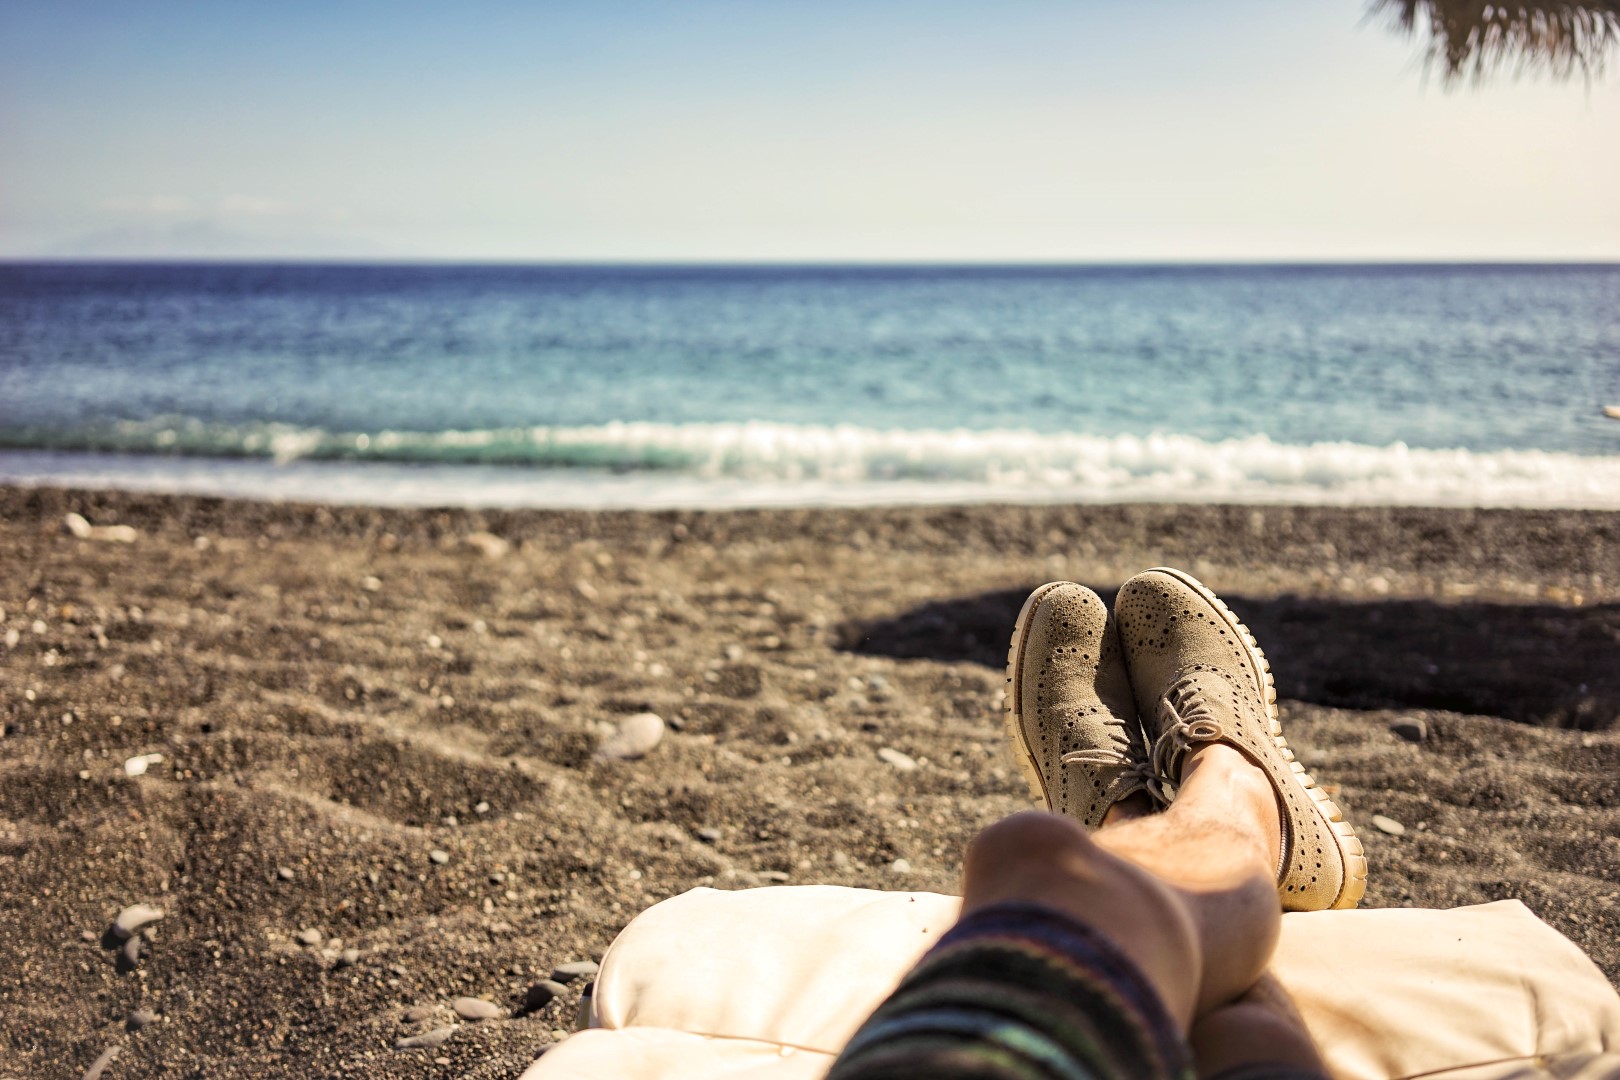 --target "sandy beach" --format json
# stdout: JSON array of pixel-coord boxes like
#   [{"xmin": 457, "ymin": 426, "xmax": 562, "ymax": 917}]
[{"xmin": 2, "ymin": 486, "xmax": 1617, "ymax": 1079}]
